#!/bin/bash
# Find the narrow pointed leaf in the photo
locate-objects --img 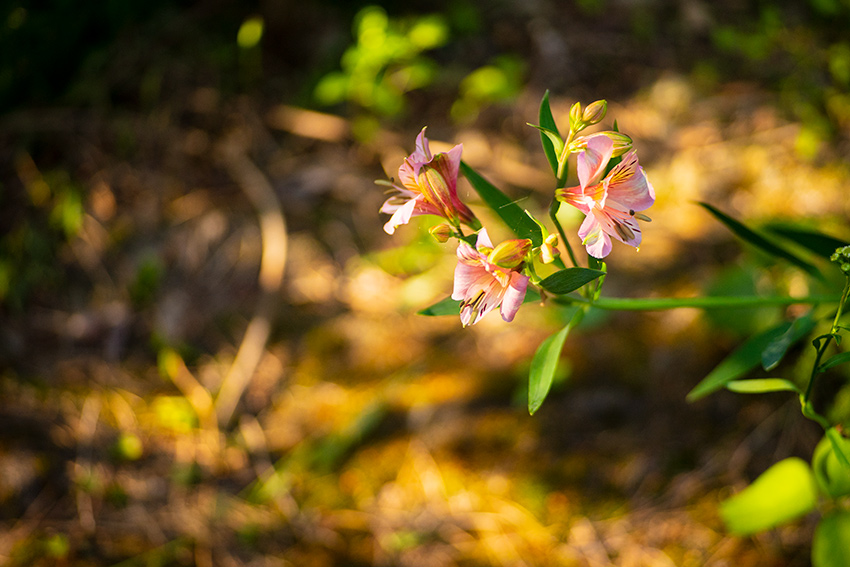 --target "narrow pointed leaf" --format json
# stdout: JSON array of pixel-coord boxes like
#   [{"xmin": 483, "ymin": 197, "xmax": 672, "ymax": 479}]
[
  {"xmin": 460, "ymin": 161, "xmax": 543, "ymax": 245},
  {"xmin": 528, "ymin": 308, "xmax": 582, "ymax": 415},
  {"xmin": 537, "ymin": 90, "xmax": 560, "ymax": 177},
  {"xmin": 539, "ymin": 268, "xmax": 605, "ymax": 295},
  {"xmin": 528, "ymin": 124, "xmax": 564, "ymax": 160},
  {"xmin": 698, "ymin": 202, "xmax": 821, "ymax": 279},
  {"xmin": 761, "ymin": 311, "xmax": 816, "ymax": 371},
  {"xmin": 687, "ymin": 320, "xmax": 793, "ymax": 401},
  {"xmin": 418, "ymin": 296, "xmax": 461, "ymax": 316},
  {"xmin": 765, "ymin": 223, "xmax": 848, "ymax": 259},
  {"xmin": 725, "ymin": 378, "xmax": 800, "ymax": 394},
  {"xmin": 820, "ymin": 351, "xmax": 850, "ymax": 372}
]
